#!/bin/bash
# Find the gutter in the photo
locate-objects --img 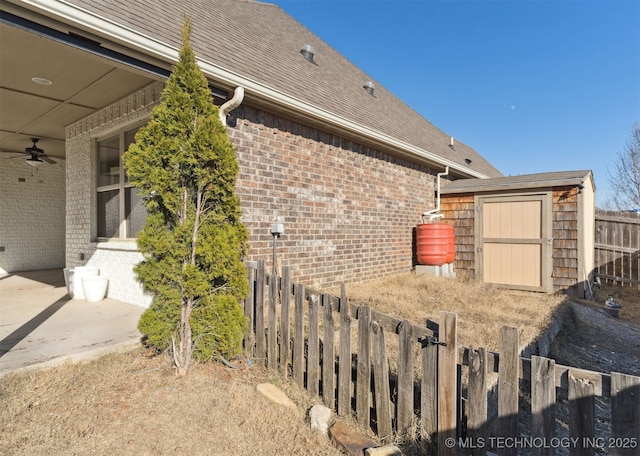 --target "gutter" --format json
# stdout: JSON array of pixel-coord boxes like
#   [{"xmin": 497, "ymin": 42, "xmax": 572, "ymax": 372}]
[{"xmin": 11, "ymin": 0, "xmax": 490, "ymax": 179}]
